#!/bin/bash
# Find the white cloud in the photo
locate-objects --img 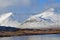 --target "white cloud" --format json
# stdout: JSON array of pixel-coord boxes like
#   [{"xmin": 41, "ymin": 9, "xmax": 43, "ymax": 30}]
[
  {"xmin": 22, "ymin": 0, "xmax": 30, "ymax": 6},
  {"xmin": 0, "ymin": 0, "xmax": 31, "ymax": 8},
  {"xmin": 0, "ymin": 0, "xmax": 14, "ymax": 8}
]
